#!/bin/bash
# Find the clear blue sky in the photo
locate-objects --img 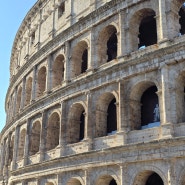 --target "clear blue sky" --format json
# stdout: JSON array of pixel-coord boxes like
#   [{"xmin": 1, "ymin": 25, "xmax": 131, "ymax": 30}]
[{"xmin": 0, "ymin": 1, "xmax": 36, "ymax": 131}]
